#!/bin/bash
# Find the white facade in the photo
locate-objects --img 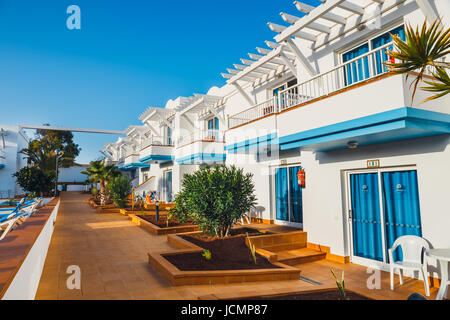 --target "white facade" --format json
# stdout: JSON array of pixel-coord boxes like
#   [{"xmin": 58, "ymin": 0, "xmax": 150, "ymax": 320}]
[
  {"xmin": 104, "ymin": 0, "xmax": 450, "ymax": 271},
  {"xmin": 57, "ymin": 165, "xmax": 89, "ymax": 192},
  {"xmin": 0, "ymin": 125, "xmax": 30, "ymax": 198}
]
